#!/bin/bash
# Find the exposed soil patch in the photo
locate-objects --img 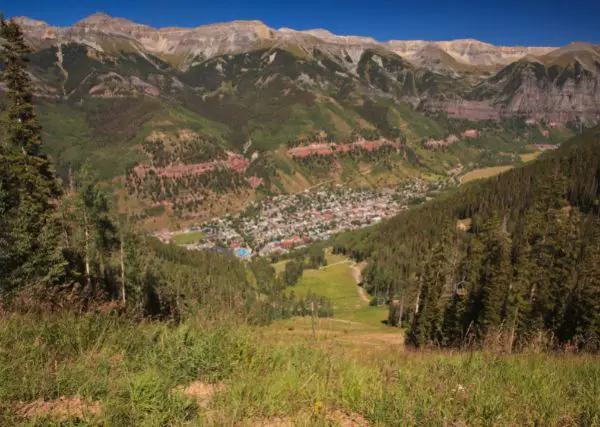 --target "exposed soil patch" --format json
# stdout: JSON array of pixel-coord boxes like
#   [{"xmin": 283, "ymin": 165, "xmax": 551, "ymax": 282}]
[
  {"xmin": 247, "ymin": 175, "xmax": 265, "ymax": 189},
  {"xmin": 351, "ymin": 263, "xmax": 370, "ymax": 304},
  {"xmin": 423, "ymin": 134, "xmax": 459, "ymax": 149},
  {"xmin": 422, "ymin": 130, "xmax": 478, "ymax": 149},
  {"xmin": 173, "ymin": 381, "xmax": 225, "ymax": 407},
  {"xmin": 426, "ymin": 100, "xmax": 501, "ymax": 121},
  {"xmin": 17, "ymin": 396, "xmax": 101, "ymax": 421},
  {"xmin": 462, "ymin": 129, "xmax": 480, "ymax": 138}
]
